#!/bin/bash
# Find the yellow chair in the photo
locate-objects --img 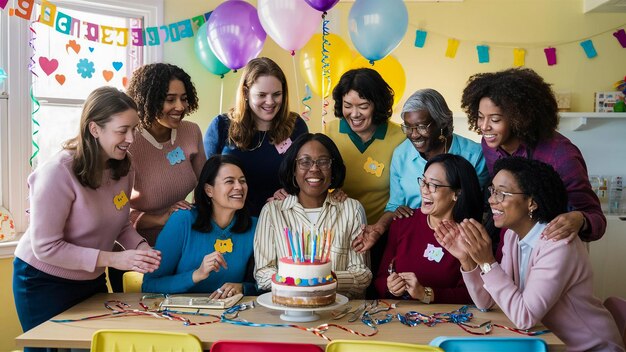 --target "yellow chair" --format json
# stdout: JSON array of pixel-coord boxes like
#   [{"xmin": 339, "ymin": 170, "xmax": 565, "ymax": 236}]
[
  {"xmin": 326, "ymin": 340, "xmax": 443, "ymax": 352},
  {"xmin": 122, "ymin": 271, "xmax": 144, "ymax": 293},
  {"xmin": 91, "ymin": 329, "xmax": 202, "ymax": 352}
]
